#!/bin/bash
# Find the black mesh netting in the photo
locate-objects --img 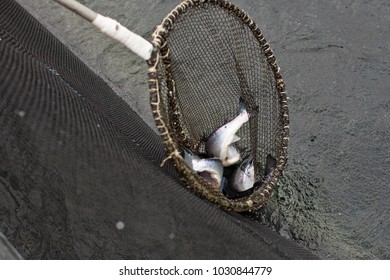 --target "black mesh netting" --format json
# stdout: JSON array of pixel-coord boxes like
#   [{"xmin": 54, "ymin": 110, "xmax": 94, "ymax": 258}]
[{"xmin": 0, "ymin": 0, "xmax": 315, "ymax": 259}]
